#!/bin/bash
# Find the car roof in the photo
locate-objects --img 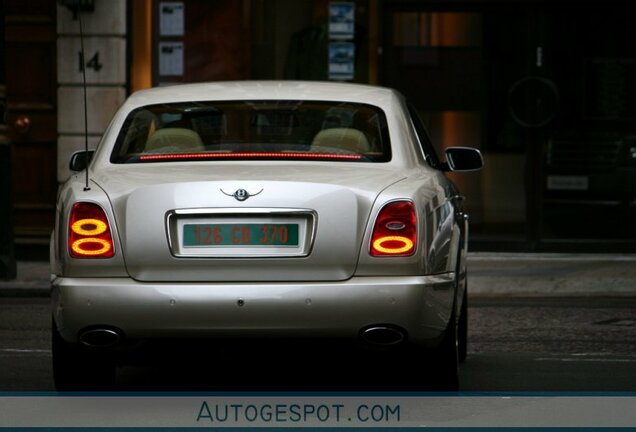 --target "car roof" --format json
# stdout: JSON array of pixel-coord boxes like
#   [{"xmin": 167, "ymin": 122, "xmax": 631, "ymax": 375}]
[{"xmin": 124, "ymin": 80, "xmax": 403, "ymax": 109}]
